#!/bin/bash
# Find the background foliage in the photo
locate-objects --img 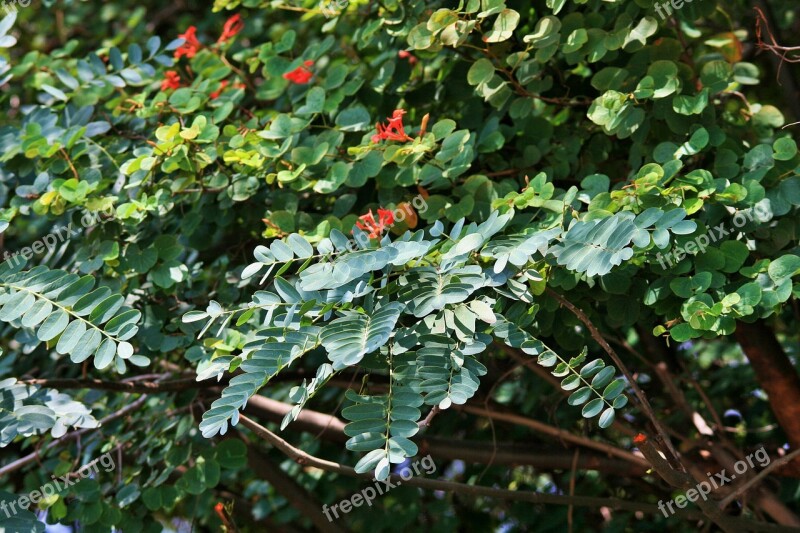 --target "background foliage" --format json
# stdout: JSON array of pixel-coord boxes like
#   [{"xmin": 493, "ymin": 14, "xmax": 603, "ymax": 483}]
[{"xmin": 0, "ymin": 0, "xmax": 799, "ymax": 531}]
